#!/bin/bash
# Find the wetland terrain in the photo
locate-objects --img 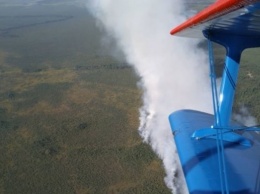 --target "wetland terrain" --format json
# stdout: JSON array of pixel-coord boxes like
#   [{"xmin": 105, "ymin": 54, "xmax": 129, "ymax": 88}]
[
  {"xmin": 0, "ymin": 3, "xmax": 259, "ymax": 194},
  {"xmin": 0, "ymin": 4, "xmax": 170, "ymax": 194}
]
